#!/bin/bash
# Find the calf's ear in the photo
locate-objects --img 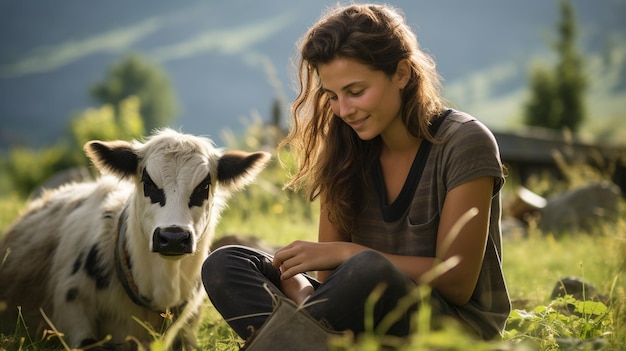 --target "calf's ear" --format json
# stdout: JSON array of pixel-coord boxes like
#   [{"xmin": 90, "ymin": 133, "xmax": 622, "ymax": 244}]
[
  {"xmin": 217, "ymin": 151, "xmax": 271, "ymax": 191},
  {"xmin": 84, "ymin": 140, "xmax": 138, "ymax": 178}
]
